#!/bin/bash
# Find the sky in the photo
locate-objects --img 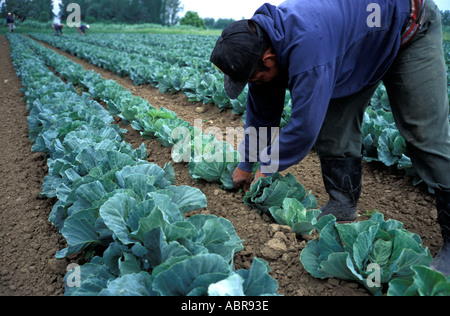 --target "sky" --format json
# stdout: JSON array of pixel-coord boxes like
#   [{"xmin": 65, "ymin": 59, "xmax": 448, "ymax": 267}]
[
  {"xmin": 180, "ymin": 0, "xmax": 450, "ymax": 20},
  {"xmin": 48, "ymin": 0, "xmax": 284, "ymax": 21},
  {"xmin": 5, "ymin": 0, "xmax": 449, "ymax": 21},
  {"xmin": 50, "ymin": 0, "xmax": 285, "ymax": 21},
  {"xmin": 433, "ymin": 0, "xmax": 450, "ymax": 12},
  {"xmin": 179, "ymin": 0, "xmax": 284, "ymax": 20}
]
